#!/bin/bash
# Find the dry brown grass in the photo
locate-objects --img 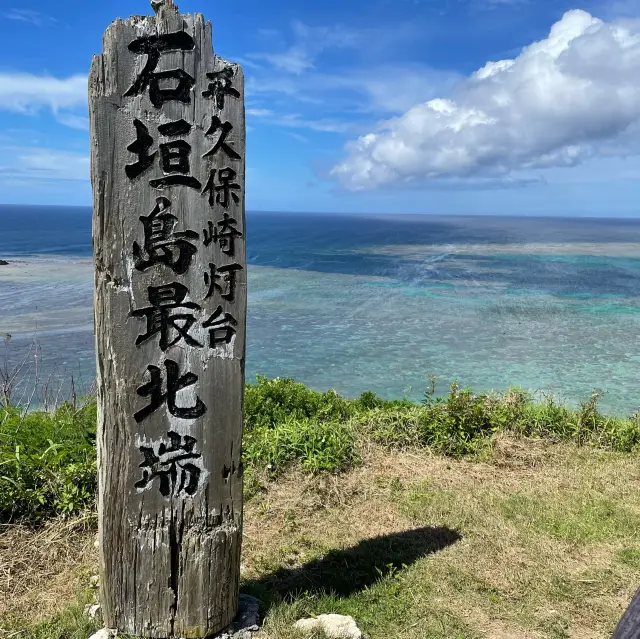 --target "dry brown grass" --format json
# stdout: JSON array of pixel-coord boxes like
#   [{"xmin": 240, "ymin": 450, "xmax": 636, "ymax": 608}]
[
  {"xmin": 0, "ymin": 514, "xmax": 97, "ymax": 623},
  {"xmin": 242, "ymin": 438, "xmax": 640, "ymax": 638},
  {"xmin": 2, "ymin": 437, "xmax": 639, "ymax": 638}
]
